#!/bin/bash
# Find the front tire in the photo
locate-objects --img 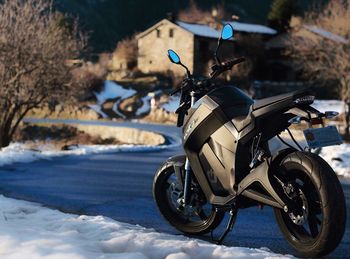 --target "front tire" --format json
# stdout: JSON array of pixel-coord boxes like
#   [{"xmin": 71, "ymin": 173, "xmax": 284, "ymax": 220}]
[
  {"xmin": 274, "ymin": 151, "xmax": 346, "ymax": 257},
  {"xmin": 153, "ymin": 160, "xmax": 224, "ymax": 235}
]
